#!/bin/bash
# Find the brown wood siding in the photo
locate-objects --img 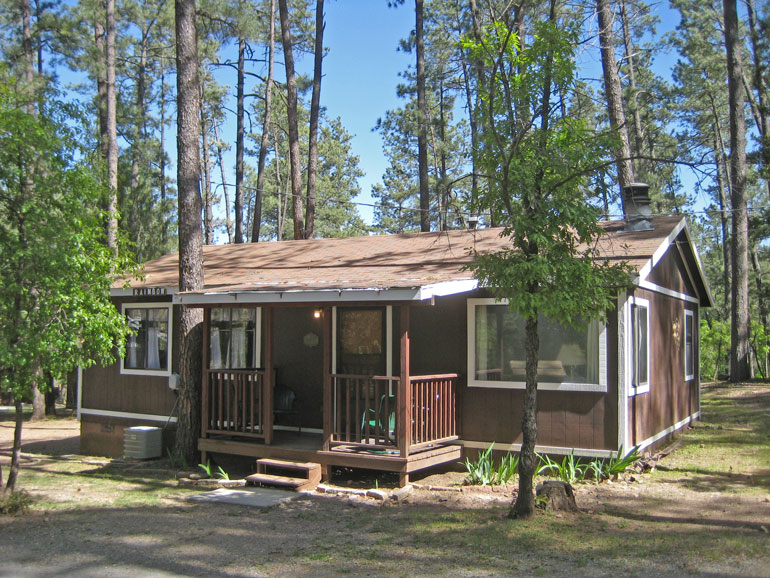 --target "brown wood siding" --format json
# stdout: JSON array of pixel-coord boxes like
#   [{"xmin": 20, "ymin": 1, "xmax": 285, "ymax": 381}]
[
  {"xmin": 410, "ymin": 293, "xmax": 619, "ymax": 451},
  {"xmin": 81, "ymin": 296, "xmax": 178, "ymax": 417},
  {"xmin": 628, "ymin": 287, "xmax": 699, "ymax": 446}
]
